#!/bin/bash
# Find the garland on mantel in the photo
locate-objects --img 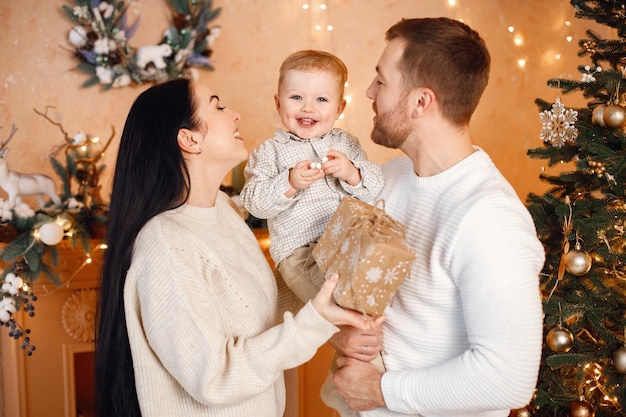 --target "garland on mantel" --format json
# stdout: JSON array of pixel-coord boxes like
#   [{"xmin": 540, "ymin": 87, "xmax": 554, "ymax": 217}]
[
  {"xmin": 0, "ymin": 110, "xmax": 111, "ymax": 355},
  {"xmin": 64, "ymin": 0, "xmax": 222, "ymax": 89}
]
